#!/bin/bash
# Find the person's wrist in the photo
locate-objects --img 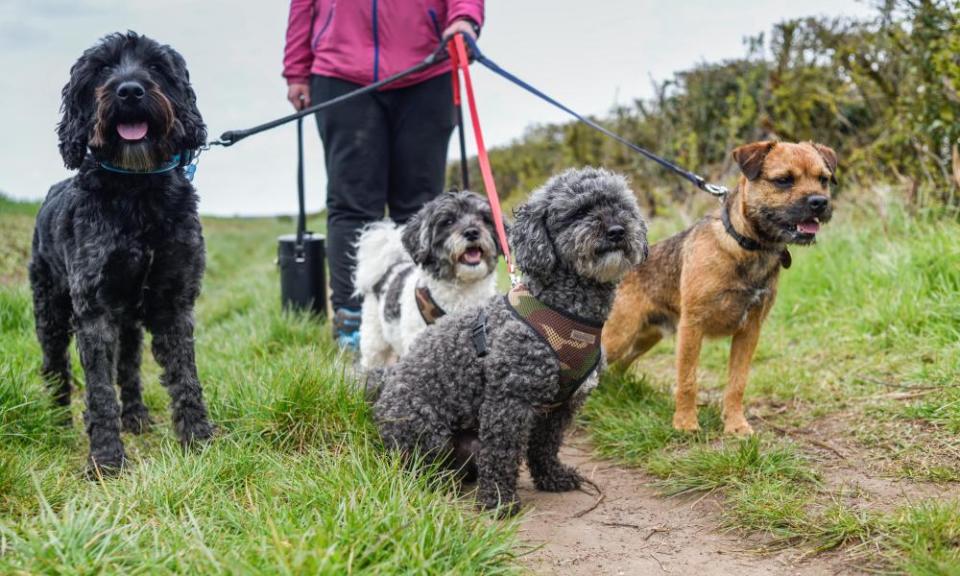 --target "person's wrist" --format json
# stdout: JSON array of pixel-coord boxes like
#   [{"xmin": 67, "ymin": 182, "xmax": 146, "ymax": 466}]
[{"xmin": 459, "ymin": 17, "xmax": 481, "ymax": 38}]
